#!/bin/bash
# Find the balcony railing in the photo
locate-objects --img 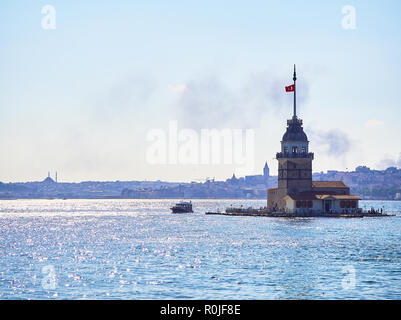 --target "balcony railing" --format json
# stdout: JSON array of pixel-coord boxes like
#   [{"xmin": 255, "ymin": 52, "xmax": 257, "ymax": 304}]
[
  {"xmin": 276, "ymin": 152, "xmax": 314, "ymax": 159},
  {"xmin": 287, "ymin": 117, "xmax": 303, "ymax": 126}
]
